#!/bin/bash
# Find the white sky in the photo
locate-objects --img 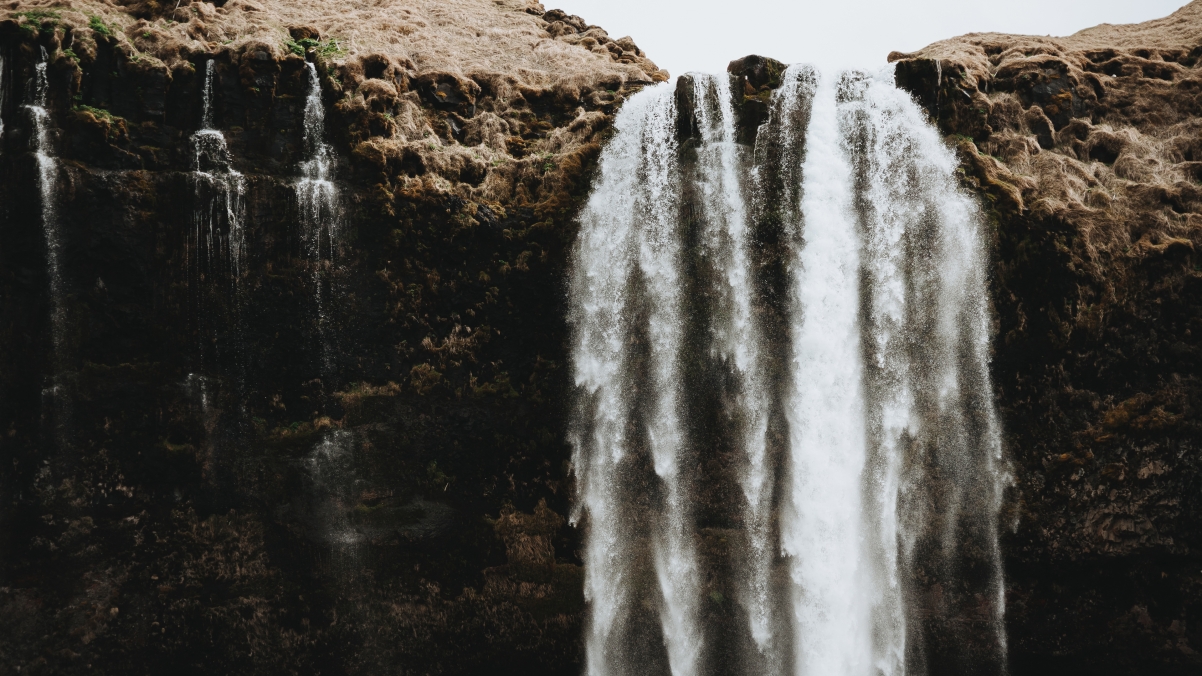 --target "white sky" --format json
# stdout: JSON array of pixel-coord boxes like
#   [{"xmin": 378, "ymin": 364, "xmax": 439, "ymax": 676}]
[{"xmin": 549, "ymin": 0, "xmax": 1192, "ymax": 76}]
